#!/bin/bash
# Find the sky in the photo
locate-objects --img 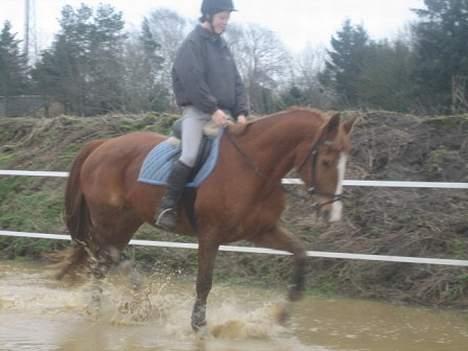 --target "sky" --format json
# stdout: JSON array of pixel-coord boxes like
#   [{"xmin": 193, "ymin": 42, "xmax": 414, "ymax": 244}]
[{"xmin": 0, "ymin": 0, "xmax": 425, "ymax": 53}]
